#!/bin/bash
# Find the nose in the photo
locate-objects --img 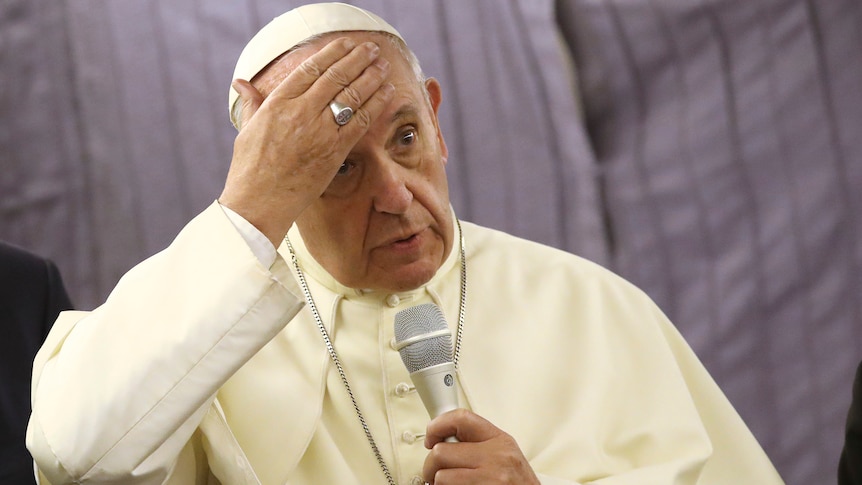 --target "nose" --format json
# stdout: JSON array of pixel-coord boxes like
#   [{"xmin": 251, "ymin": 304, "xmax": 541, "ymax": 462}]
[{"xmin": 371, "ymin": 160, "xmax": 413, "ymax": 215}]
